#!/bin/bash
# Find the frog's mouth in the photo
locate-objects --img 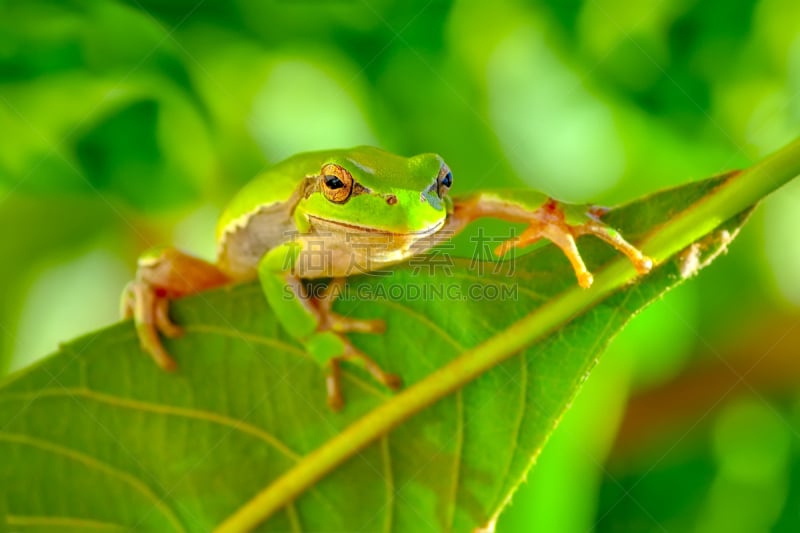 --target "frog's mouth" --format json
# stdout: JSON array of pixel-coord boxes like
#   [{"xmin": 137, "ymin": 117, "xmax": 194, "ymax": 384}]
[{"xmin": 306, "ymin": 215, "xmax": 445, "ymax": 237}]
